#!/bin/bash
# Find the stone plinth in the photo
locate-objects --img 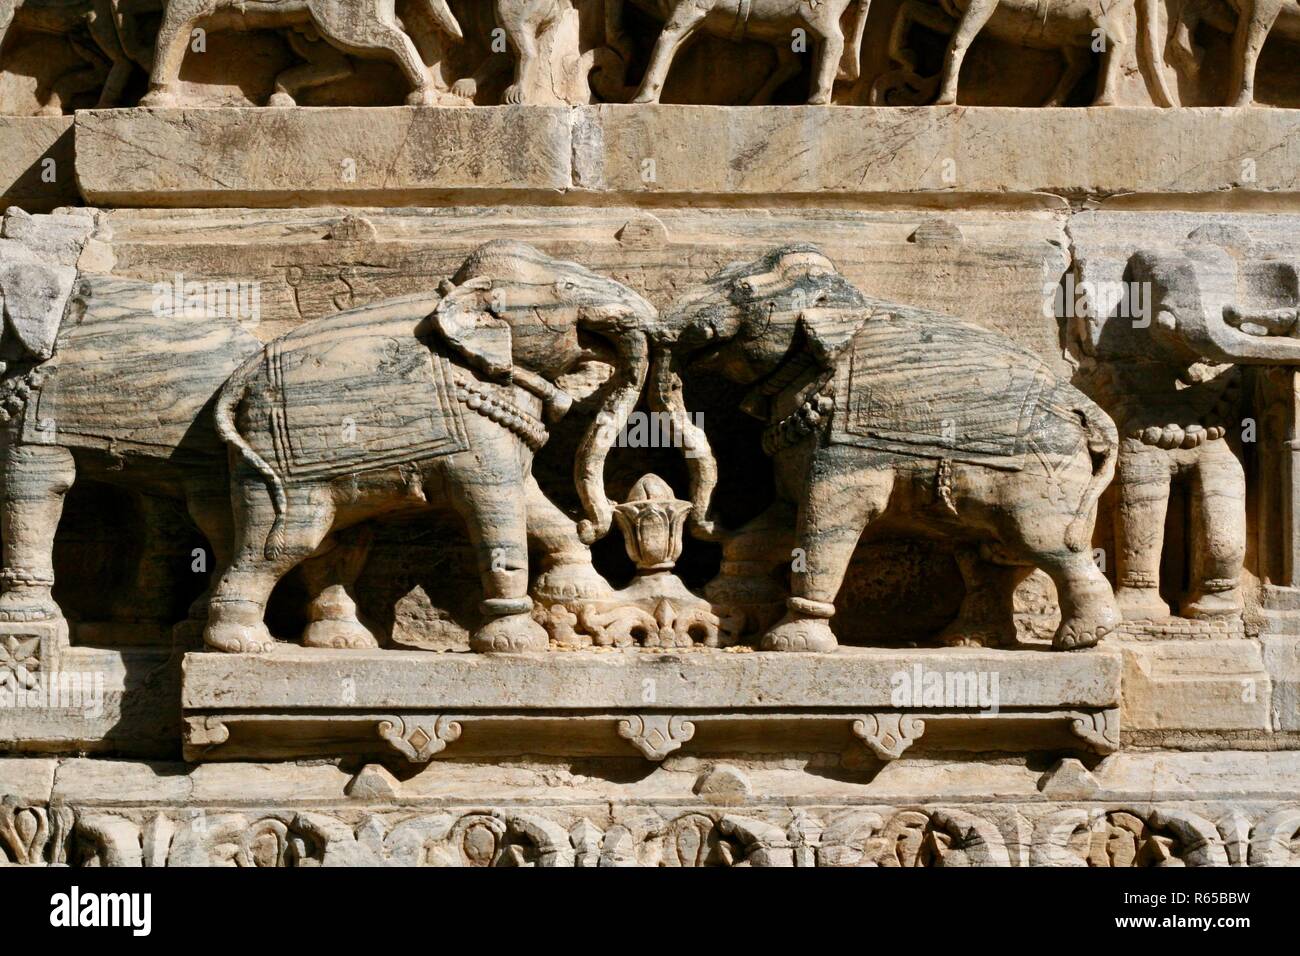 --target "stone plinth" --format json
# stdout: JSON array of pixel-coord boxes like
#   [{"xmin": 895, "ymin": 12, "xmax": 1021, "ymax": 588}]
[{"xmin": 181, "ymin": 646, "xmax": 1120, "ymax": 762}]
